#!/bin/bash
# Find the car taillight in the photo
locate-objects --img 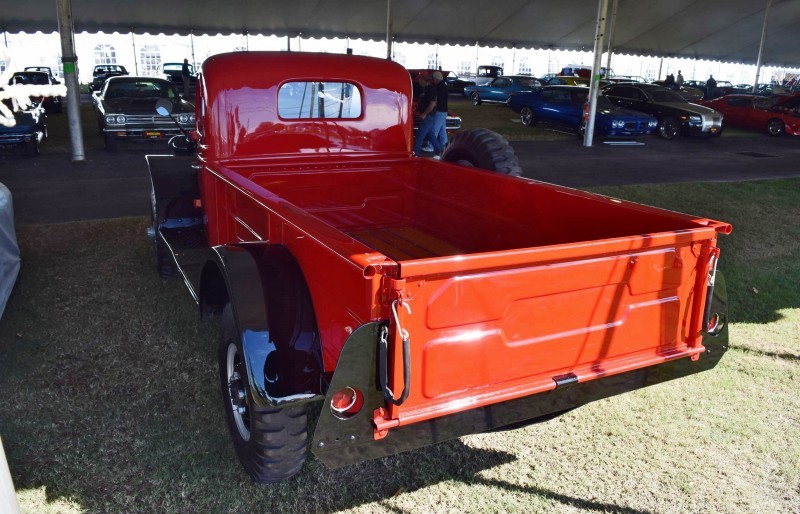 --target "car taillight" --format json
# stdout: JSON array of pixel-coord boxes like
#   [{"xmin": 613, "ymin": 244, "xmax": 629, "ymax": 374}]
[{"xmin": 330, "ymin": 386, "xmax": 364, "ymax": 419}]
